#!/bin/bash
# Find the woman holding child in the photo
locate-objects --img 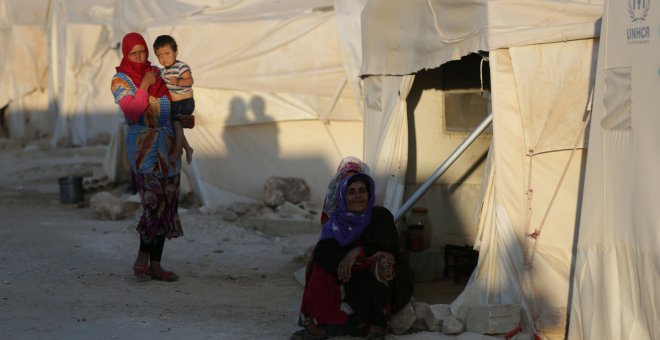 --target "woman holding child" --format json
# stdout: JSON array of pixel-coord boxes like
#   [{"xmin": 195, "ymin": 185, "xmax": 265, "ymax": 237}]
[{"xmin": 110, "ymin": 32, "xmax": 183, "ymax": 282}]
